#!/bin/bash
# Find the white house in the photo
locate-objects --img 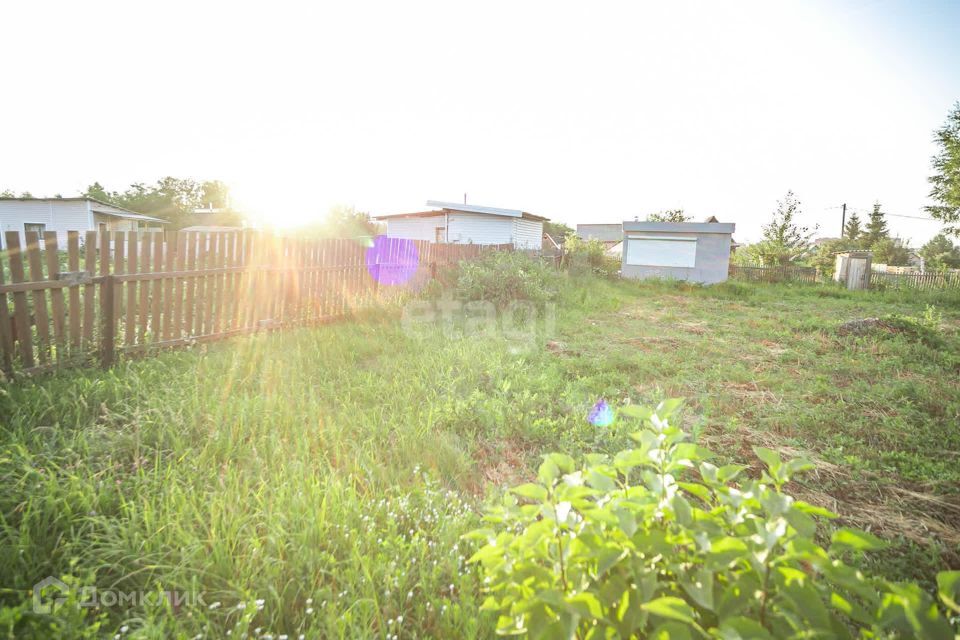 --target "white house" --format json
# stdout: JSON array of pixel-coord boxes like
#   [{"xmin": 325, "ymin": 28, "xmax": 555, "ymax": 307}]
[
  {"xmin": 0, "ymin": 197, "xmax": 168, "ymax": 249},
  {"xmin": 374, "ymin": 201, "xmax": 547, "ymax": 250}
]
